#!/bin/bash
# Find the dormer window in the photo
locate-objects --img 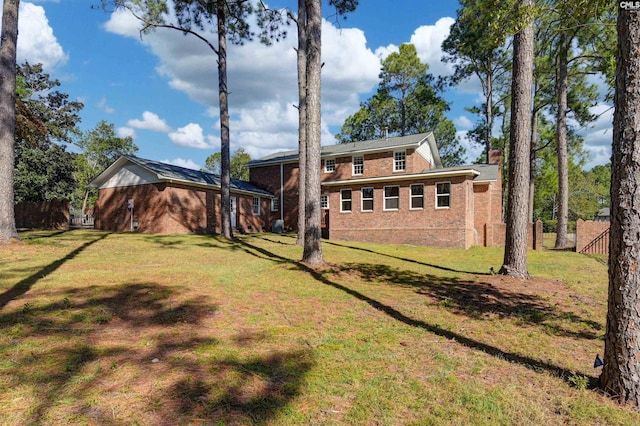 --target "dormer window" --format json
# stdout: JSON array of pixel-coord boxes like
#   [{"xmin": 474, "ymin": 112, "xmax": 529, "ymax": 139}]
[
  {"xmin": 324, "ymin": 158, "xmax": 336, "ymax": 173},
  {"xmin": 394, "ymin": 150, "xmax": 406, "ymax": 172},
  {"xmin": 353, "ymin": 156, "xmax": 364, "ymax": 175}
]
